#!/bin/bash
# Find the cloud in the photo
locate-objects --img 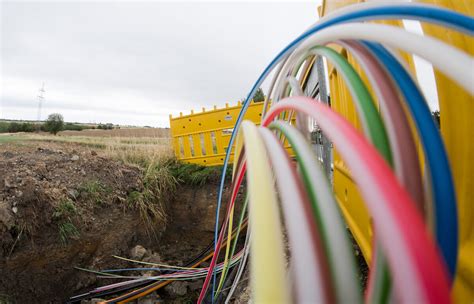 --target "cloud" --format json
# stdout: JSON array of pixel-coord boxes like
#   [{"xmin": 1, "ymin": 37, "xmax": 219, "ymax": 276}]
[{"xmin": 1, "ymin": 1, "xmax": 318, "ymax": 126}]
